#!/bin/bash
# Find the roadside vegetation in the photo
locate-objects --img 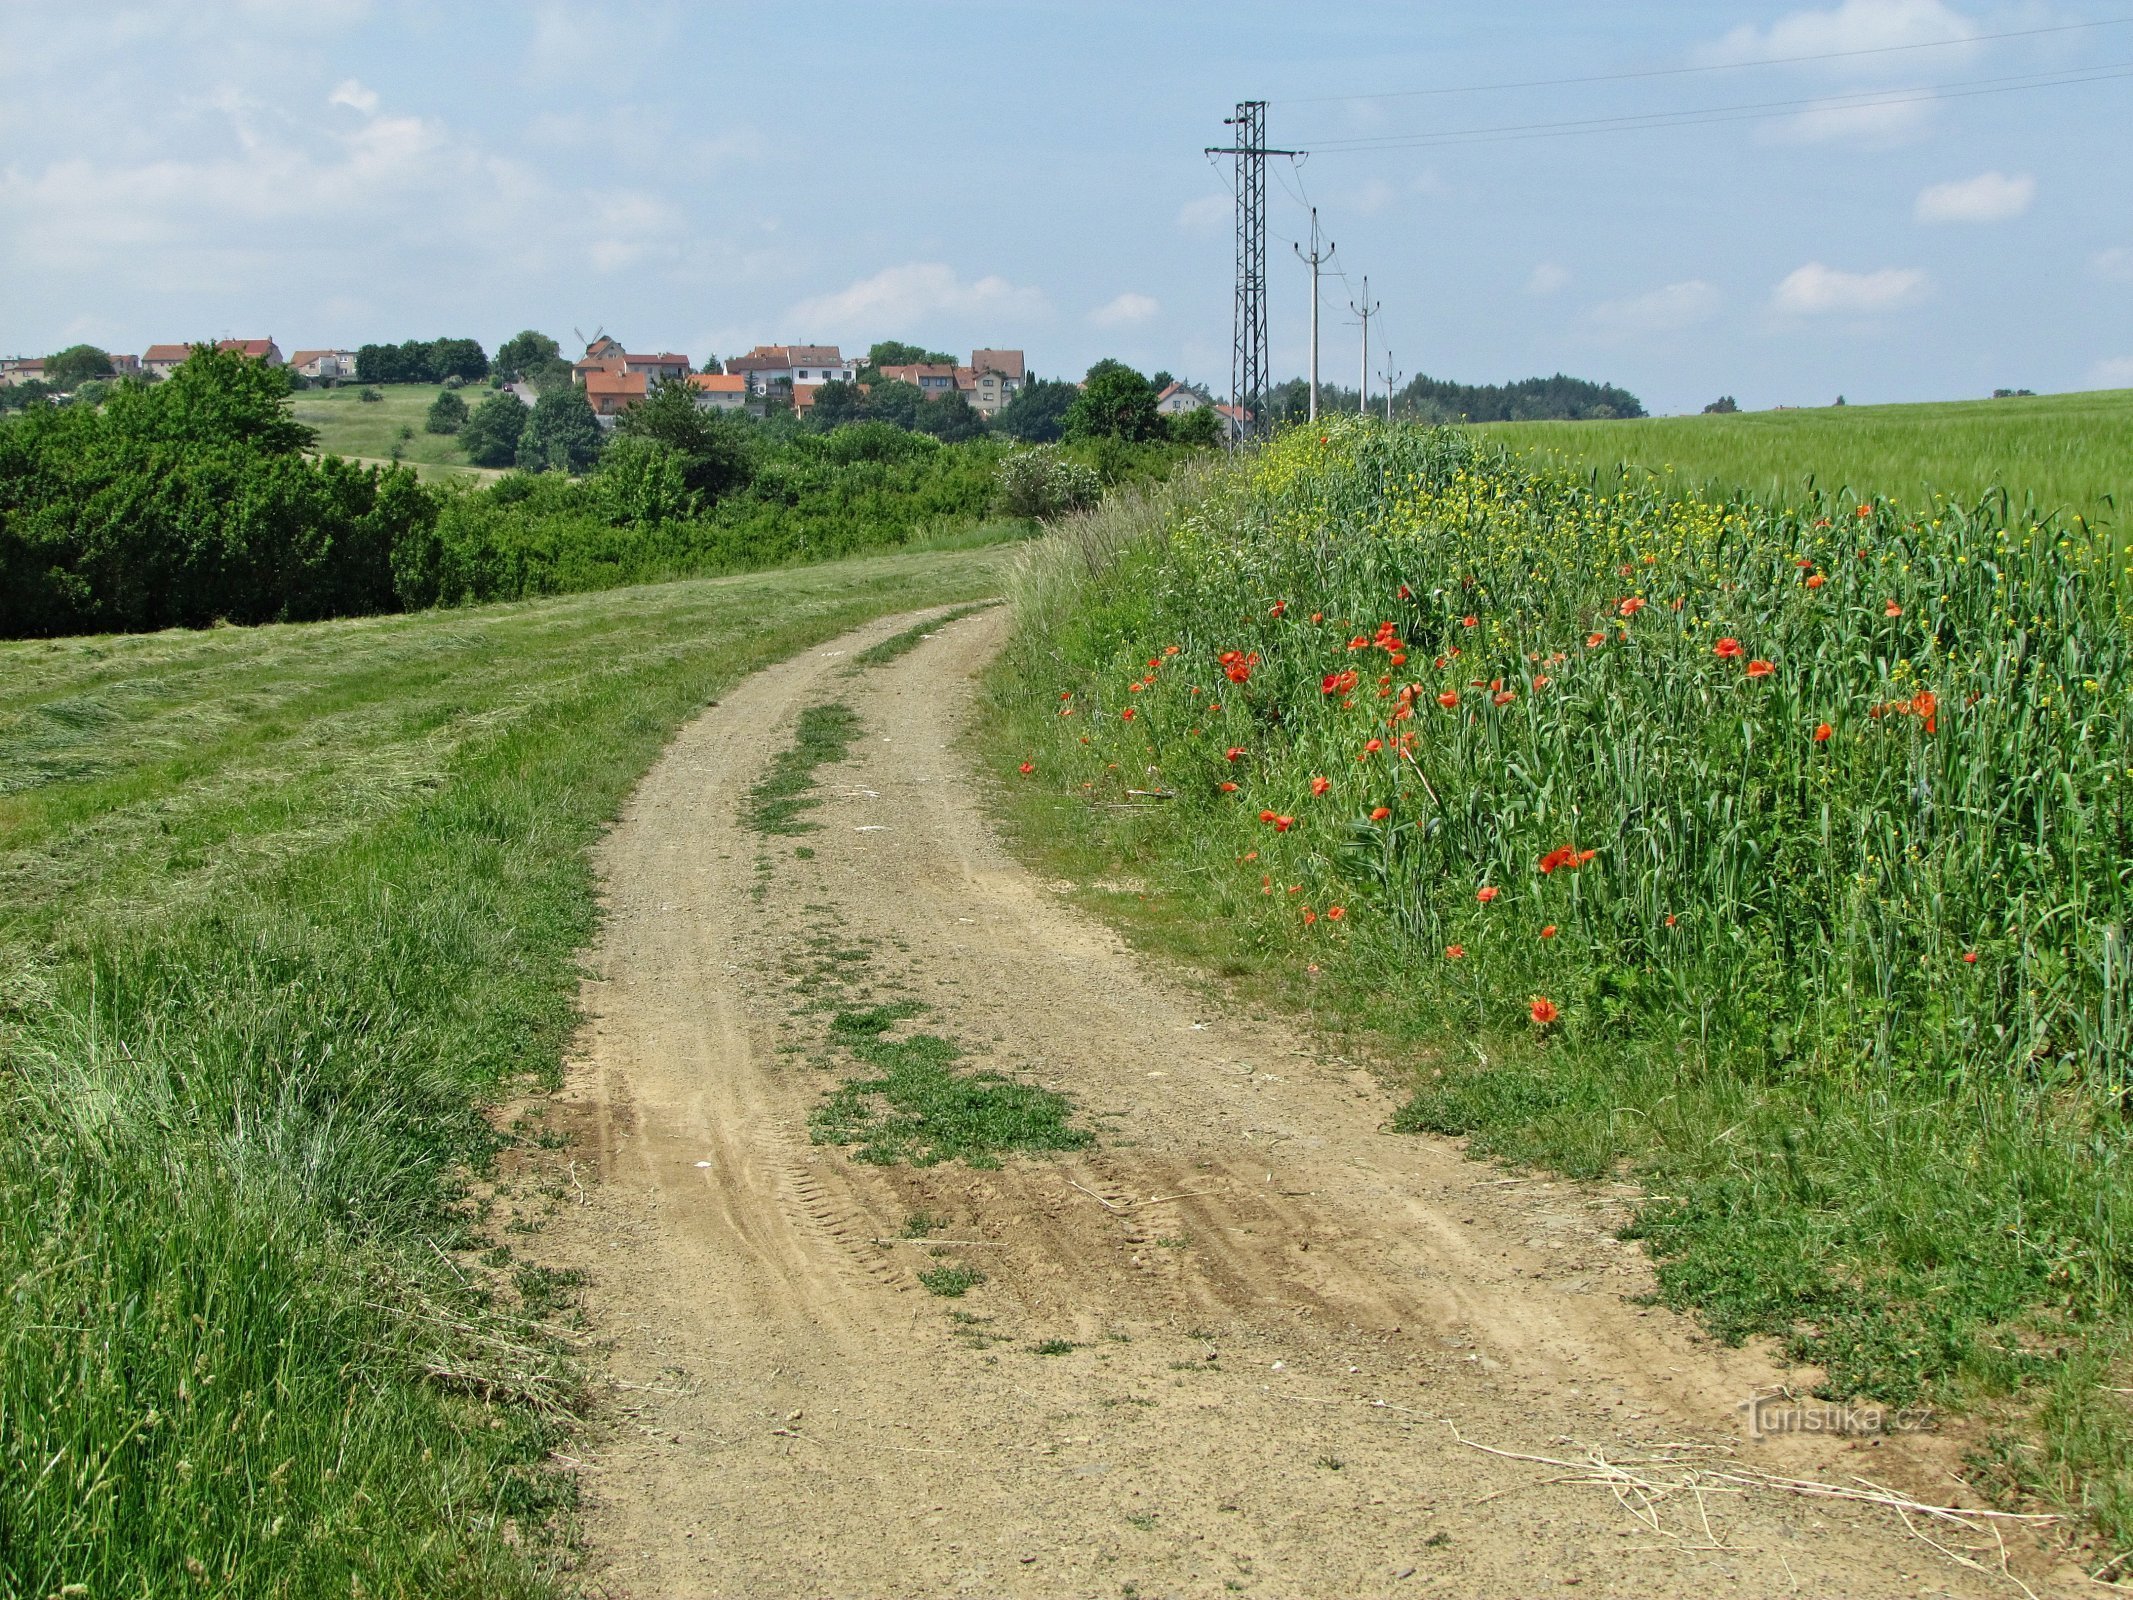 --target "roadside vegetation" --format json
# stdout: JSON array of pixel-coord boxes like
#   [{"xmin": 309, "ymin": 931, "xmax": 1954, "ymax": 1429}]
[
  {"xmin": 988, "ymin": 416, "xmax": 2133, "ymax": 1556},
  {"xmin": 0, "ymin": 545, "xmax": 1011, "ymax": 1596},
  {"xmin": 1475, "ymin": 387, "xmax": 2130, "ymax": 534}
]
